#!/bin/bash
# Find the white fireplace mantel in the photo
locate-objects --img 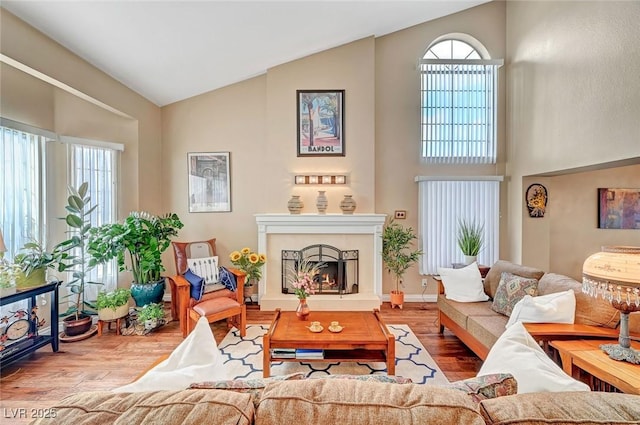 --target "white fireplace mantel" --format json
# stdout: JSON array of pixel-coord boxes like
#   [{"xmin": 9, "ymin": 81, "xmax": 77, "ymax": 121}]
[{"xmin": 255, "ymin": 213, "xmax": 386, "ymax": 311}]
